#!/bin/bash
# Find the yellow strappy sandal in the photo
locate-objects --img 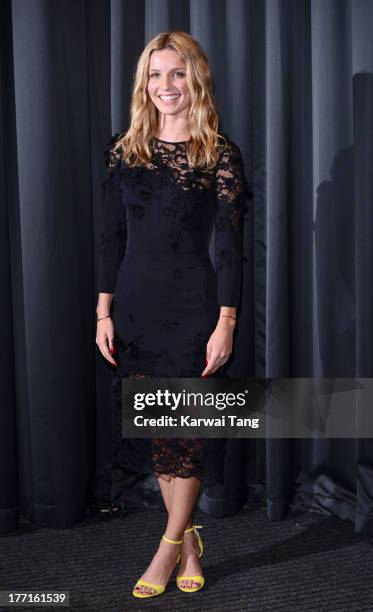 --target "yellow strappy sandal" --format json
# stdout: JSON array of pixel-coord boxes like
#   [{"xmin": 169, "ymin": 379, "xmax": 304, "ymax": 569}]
[
  {"xmin": 175, "ymin": 524, "xmax": 204, "ymax": 565},
  {"xmin": 184, "ymin": 524, "xmax": 204, "ymax": 558},
  {"xmin": 176, "ymin": 525, "xmax": 205, "ymax": 592},
  {"xmin": 132, "ymin": 534, "xmax": 183, "ymax": 599}
]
